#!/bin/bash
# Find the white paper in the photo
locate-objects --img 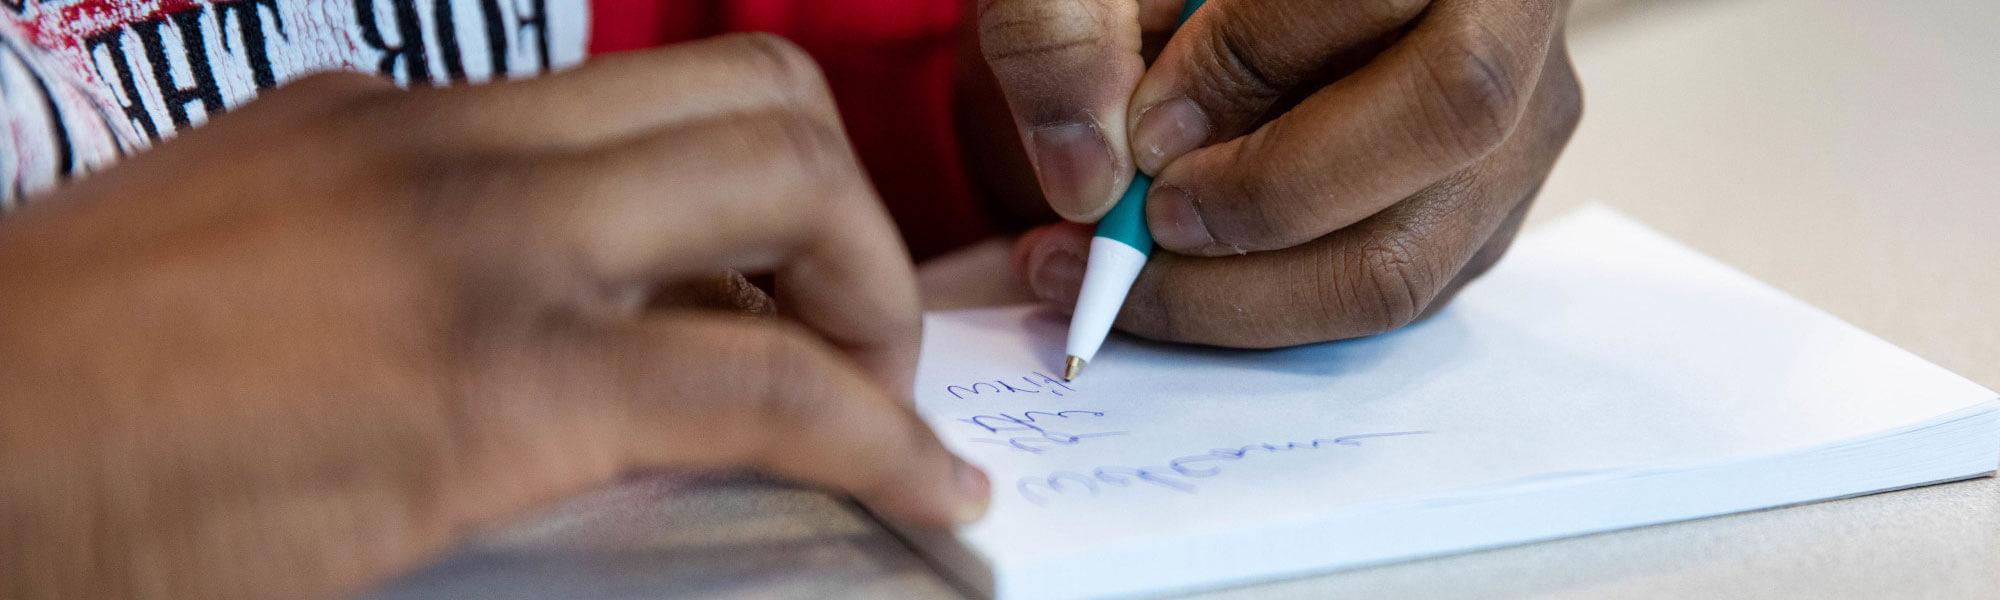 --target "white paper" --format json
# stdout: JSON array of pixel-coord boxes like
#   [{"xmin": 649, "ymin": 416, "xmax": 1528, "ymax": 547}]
[{"xmin": 902, "ymin": 205, "xmax": 1999, "ymax": 599}]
